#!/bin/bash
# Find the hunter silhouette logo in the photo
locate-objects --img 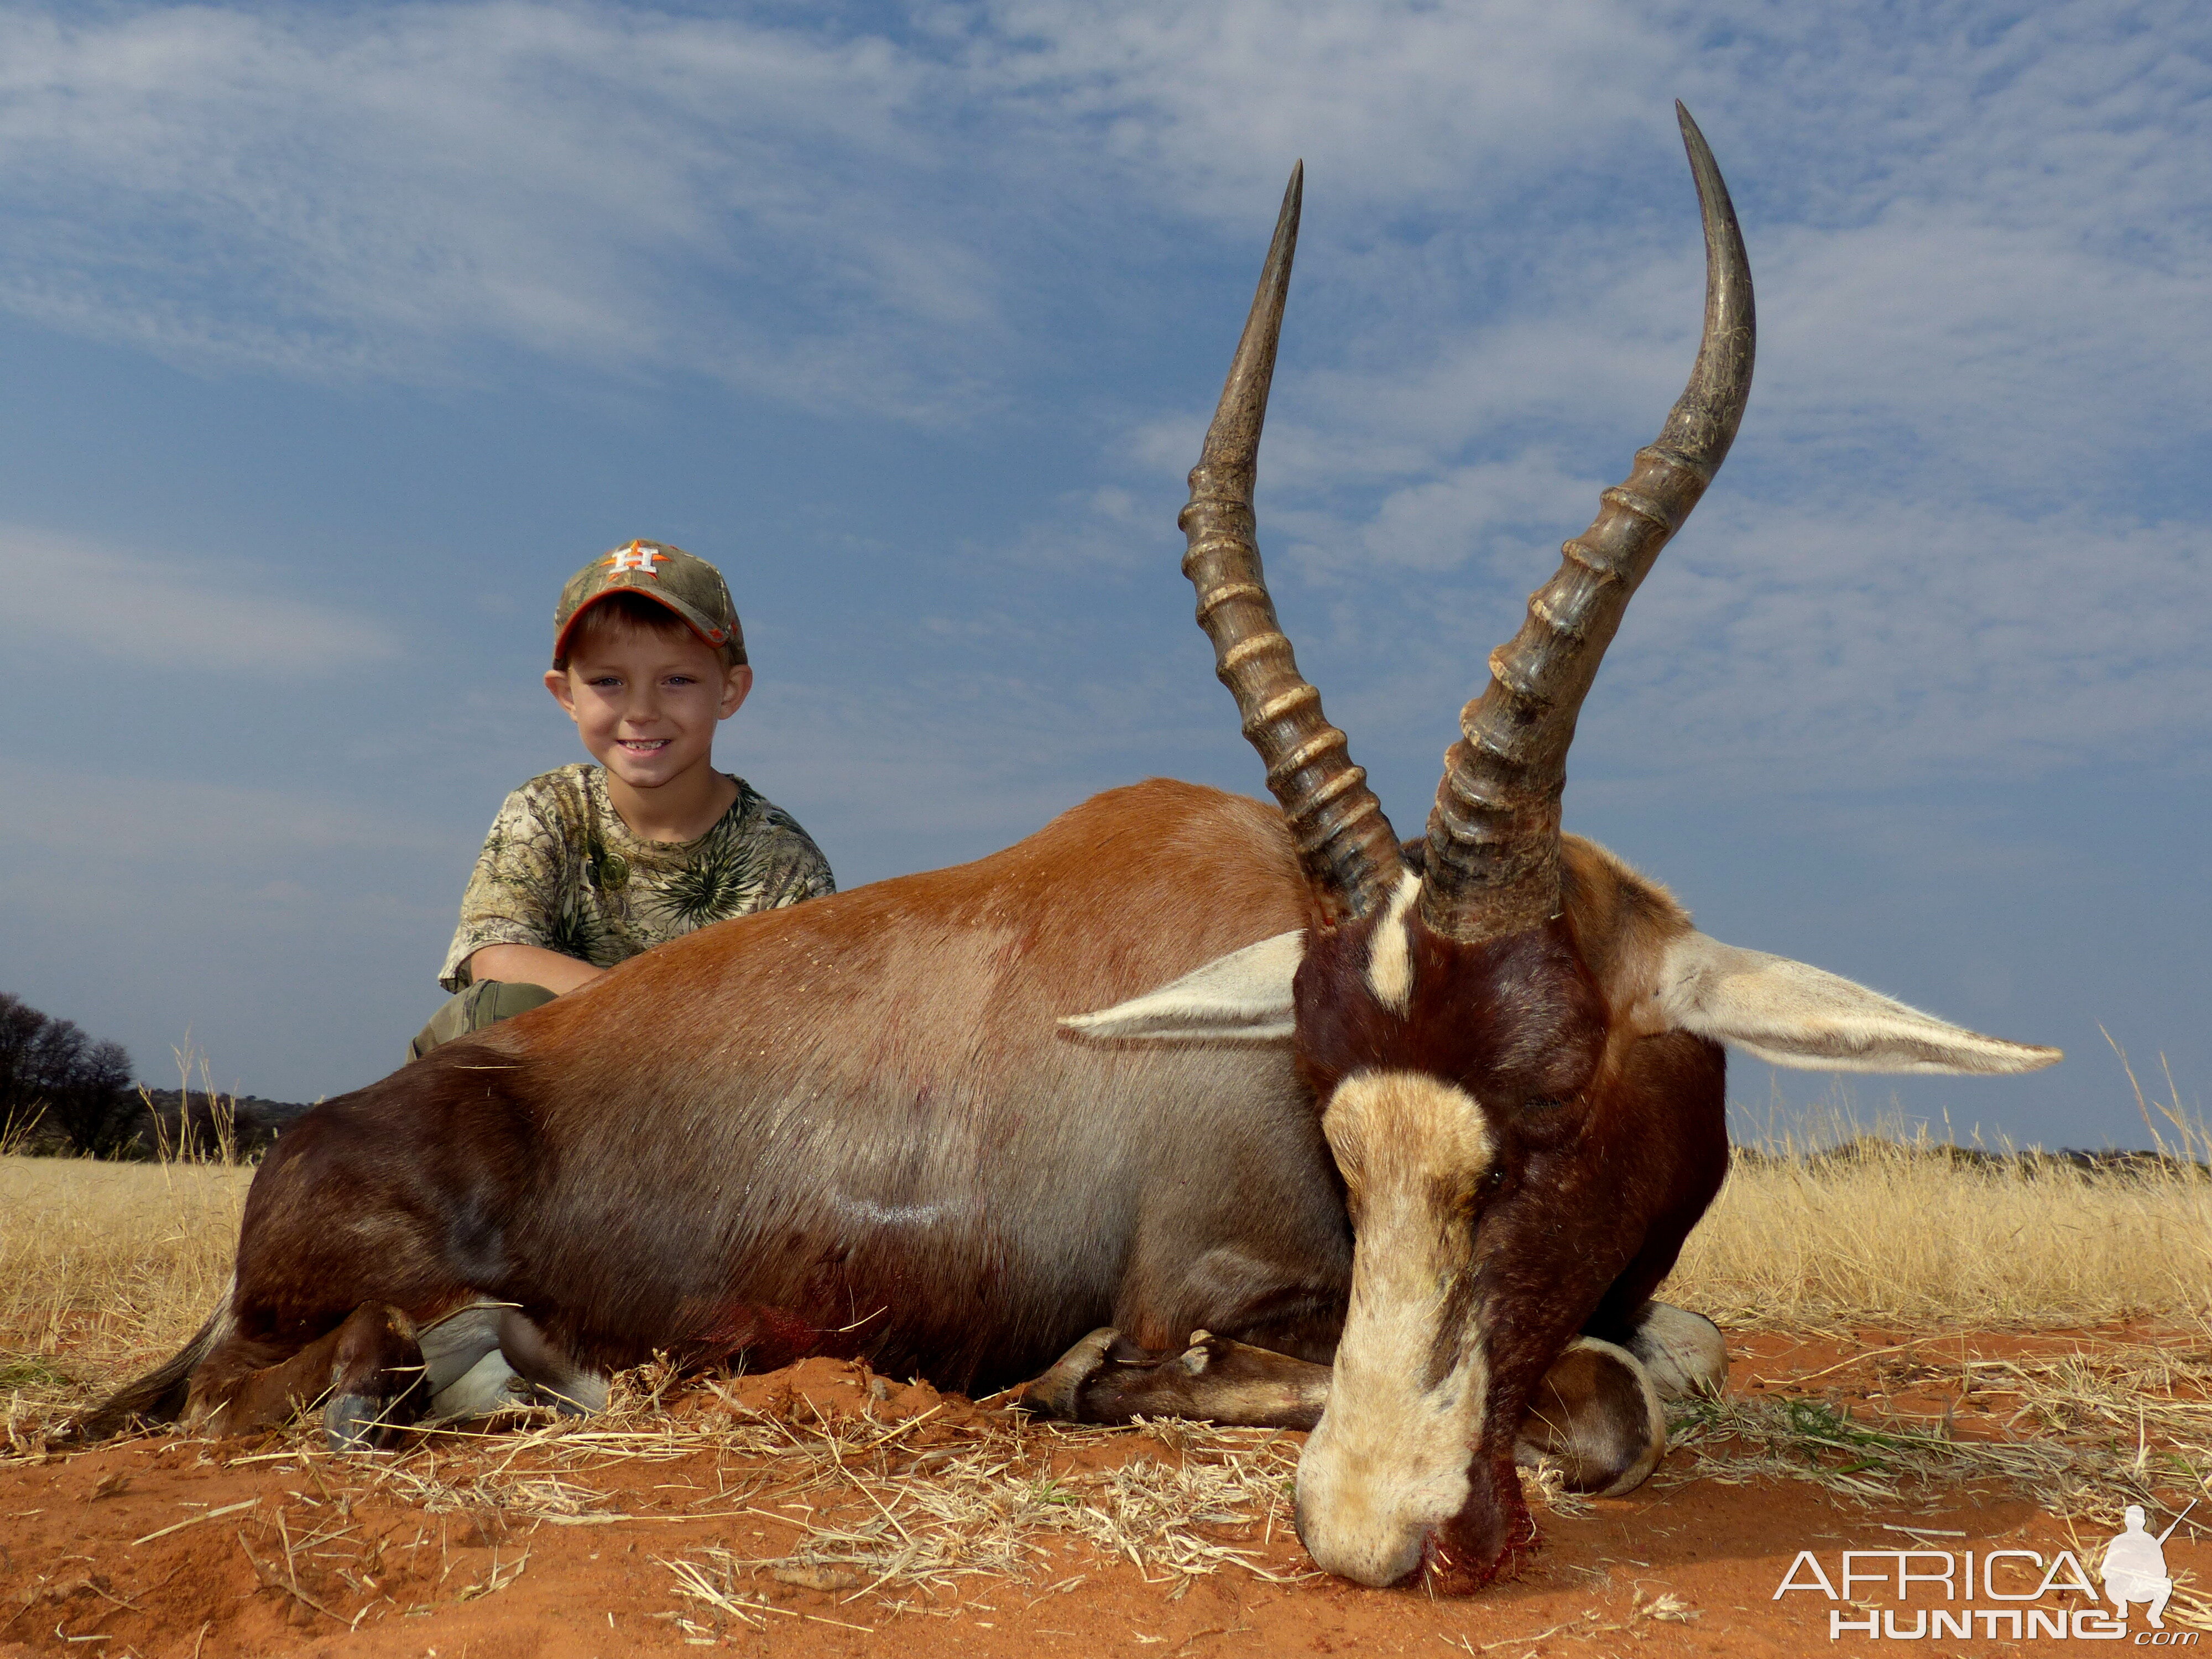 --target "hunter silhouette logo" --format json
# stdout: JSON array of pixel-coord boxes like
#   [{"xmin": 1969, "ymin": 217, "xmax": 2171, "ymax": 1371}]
[
  {"xmin": 1774, "ymin": 1498, "xmax": 2202, "ymax": 1641},
  {"xmin": 2103, "ymin": 1502, "xmax": 2195, "ymax": 1630}
]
